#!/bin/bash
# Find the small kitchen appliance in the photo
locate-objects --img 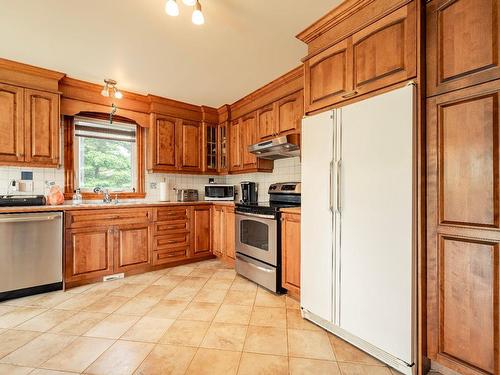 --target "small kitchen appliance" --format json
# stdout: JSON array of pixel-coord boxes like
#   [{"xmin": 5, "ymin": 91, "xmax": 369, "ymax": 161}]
[
  {"xmin": 204, "ymin": 184, "xmax": 235, "ymax": 201},
  {"xmin": 175, "ymin": 189, "xmax": 199, "ymax": 202},
  {"xmin": 240, "ymin": 181, "xmax": 258, "ymax": 204}
]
